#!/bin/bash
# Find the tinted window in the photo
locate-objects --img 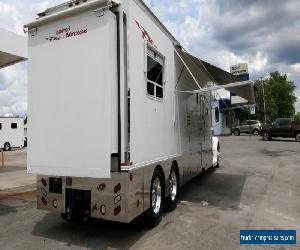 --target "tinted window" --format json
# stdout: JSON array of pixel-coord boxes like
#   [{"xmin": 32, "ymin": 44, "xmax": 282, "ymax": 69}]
[
  {"xmin": 147, "ymin": 81, "xmax": 155, "ymax": 96},
  {"xmin": 156, "ymin": 86, "xmax": 163, "ymax": 99},
  {"xmin": 146, "ymin": 52, "xmax": 164, "ymax": 99},
  {"xmin": 279, "ymin": 119, "xmax": 290, "ymax": 126},
  {"xmin": 248, "ymin": 121, "xmax": 257, "ymax": 125},
  {"xmin": 11, "ymin": 123, "xmax": 17, "ymax": 129},
  {"xmin": 147, "ymin": 56, "xmax": 163, "ymax": 85},
  {"xmin": 241, "ymin": 121, "xmax": 248, "ymax": 126},
  {"xmin": 215, "ymin": 107, "xmax": 220, "ymax": 123}
]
